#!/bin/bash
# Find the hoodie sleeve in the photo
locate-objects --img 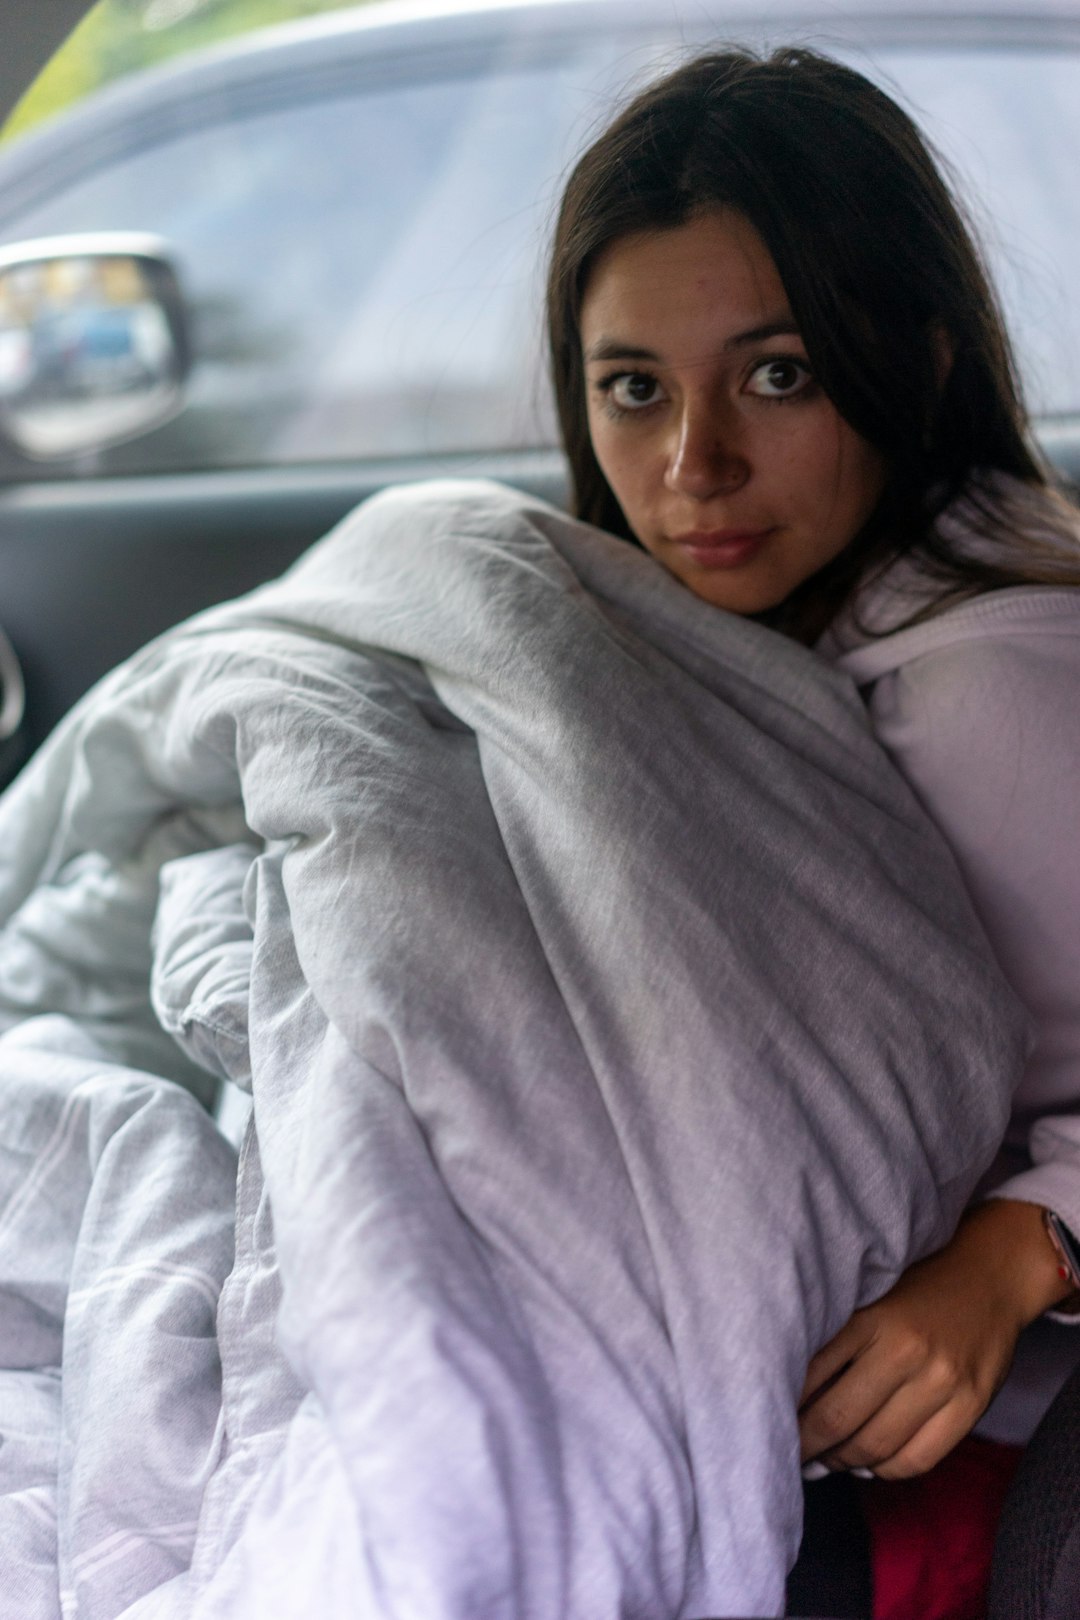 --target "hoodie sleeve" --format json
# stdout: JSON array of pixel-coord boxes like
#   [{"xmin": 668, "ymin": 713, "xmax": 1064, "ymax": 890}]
[{"xmin": 847, "ymin": 611, "xmax": 1080, "ymax": 1286}]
